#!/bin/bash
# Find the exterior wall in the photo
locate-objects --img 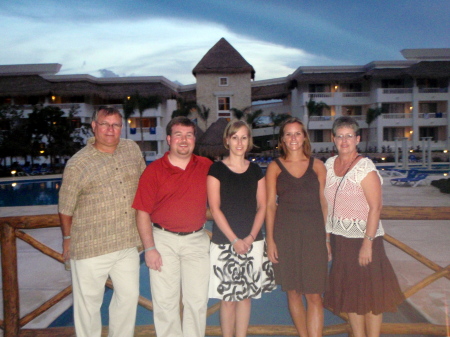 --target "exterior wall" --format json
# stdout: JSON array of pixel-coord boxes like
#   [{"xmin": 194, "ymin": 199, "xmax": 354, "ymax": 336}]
[{"xmin": 195, "ymin": 72, "xmax": 252, "ymax": 130}]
